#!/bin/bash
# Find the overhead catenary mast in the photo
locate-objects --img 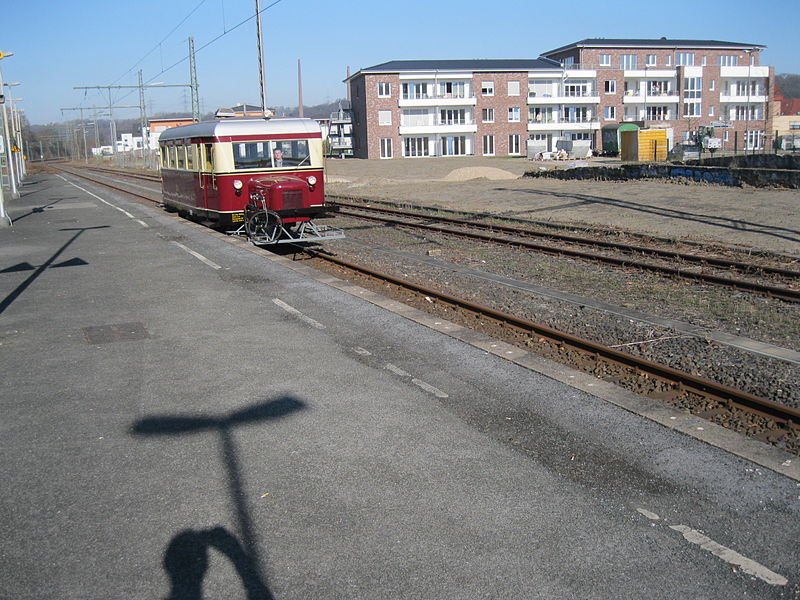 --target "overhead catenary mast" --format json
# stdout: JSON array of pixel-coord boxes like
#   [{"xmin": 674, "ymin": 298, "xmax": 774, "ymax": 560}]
[{"xmin": 255, "ymin": 0, "xmax": 268, "ymax": 118}]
